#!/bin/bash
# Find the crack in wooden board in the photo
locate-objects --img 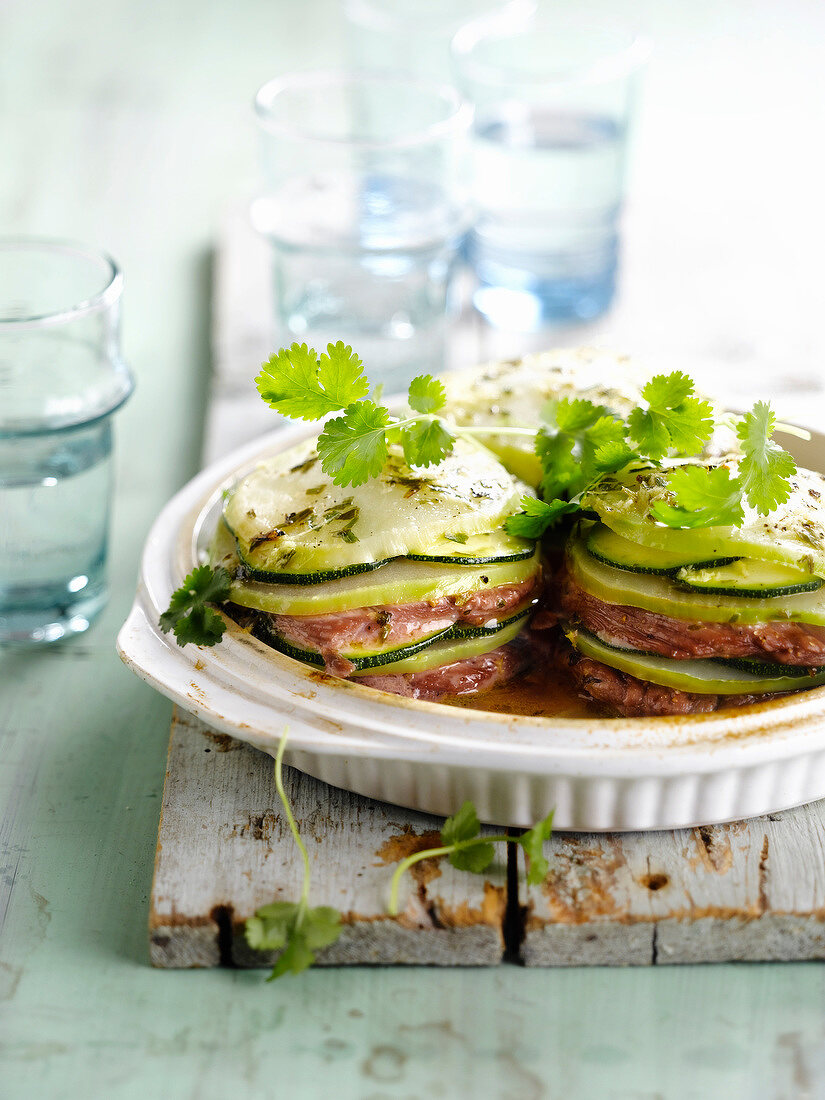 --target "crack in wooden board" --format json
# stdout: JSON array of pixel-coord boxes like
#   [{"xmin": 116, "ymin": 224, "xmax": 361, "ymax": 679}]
[
  {"xmin": 149, "ymin": 709, "xmax": 507, "ymax": 968},
  {"xmin": 518, "ymin": 809, "xmax": 825, "ymax": 965}
]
